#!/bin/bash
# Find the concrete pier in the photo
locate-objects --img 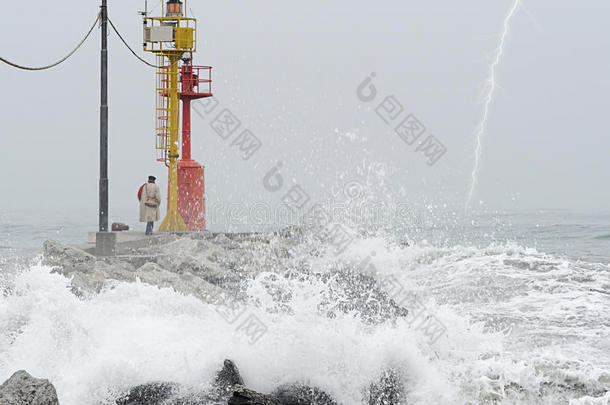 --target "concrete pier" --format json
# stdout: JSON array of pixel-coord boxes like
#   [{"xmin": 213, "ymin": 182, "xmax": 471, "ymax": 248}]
[
  {"xmin": 89, "ymin": 231, "xmax": 150, "ymax": 245},
  {"xmin": 86, "ymin": 230, "xmax": 262, "ymax": 257},
  {"xmin": 95, "ymin": 232, "xmax": 116, "ymax": 256}
]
